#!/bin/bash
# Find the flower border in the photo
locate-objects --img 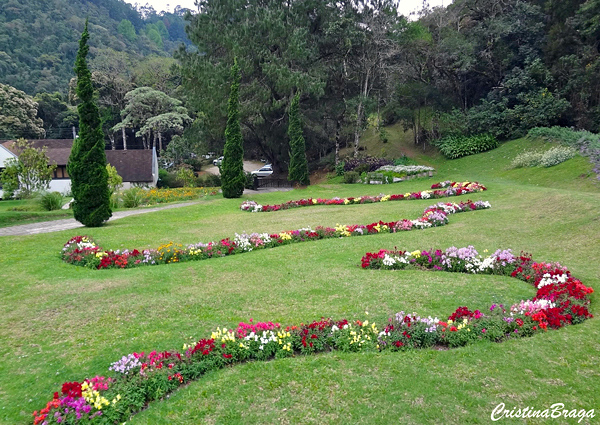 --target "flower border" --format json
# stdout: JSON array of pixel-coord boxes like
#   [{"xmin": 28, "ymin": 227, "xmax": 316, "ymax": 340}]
[
  {"xmin": 34, "ymin": 246, "xmax": 593, "ymax": 424},
  {"xmin": 240, "ymin": 181, "xmax": 486, "ymax": 212},
  {"xmin": 62, "ymin": 200, "xmax": 491, "ymax": 270}
]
